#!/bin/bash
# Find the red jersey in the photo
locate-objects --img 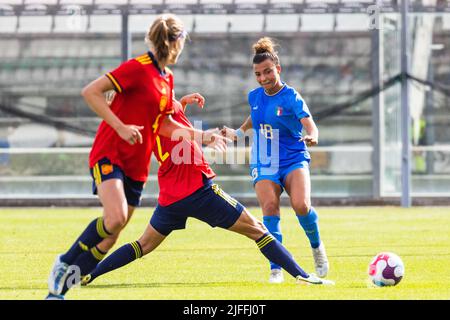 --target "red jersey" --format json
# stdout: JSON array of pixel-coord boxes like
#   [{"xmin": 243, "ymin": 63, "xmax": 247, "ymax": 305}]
[
  {"xmin": 154, "ymin": 100, "xmax": 216, "ymax": 206},
  {"xmin": 89, "ymin": 52, "xmax": 174, "ymax": 182}
]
